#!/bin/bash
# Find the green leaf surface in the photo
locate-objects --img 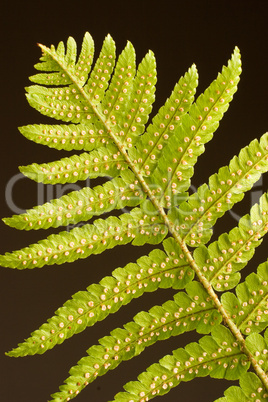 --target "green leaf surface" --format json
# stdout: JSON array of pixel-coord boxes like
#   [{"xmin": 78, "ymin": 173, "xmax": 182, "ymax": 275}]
[
  {"xmin": 19, "ymin": 144, "xmax": 127, "ymax": 184},
  {"xmin": 113, "ymin": 50, "xmax": 157, "ymax": 148},
  {"xmin": 132, "ymin": 64, "xmax": 198, "ymax": 176},
  {"xmin": 169, "ymin": 132, "xmax": 268, "ymax": 246},
  {"xmin": 245, "ymin": 332, "xmax": 268, "ymax": 372},
  {"xmin": 7, "ymin": 238, "xmax": 193, "ymax": 357},
  {"xmin": 49, "ymin": 281, "xmax": 221, "ymax": 401},
  {"xmin": 101, "ymin": 40, "xmax": 136, "ymax": 122},
  {"xmin": 18, "ymin": 123, "xmax": 110, "ymax": 151},
  {"xmin": 3, "ymin": 171, "xmax": 144, "ymax": 230},
  {"xmin": 83, "ymin": 34, "xmax": 116, "ymax": 105},
  {"xmin": 31, "ymin": 32, "xmax": 95, "ymax": 87},
  {"xmin": 151, "ymin": 47, "xmax": 241, "ymax": 208},
  {"xmin": 214, "ymin": 372, "xmax": 268, "ymax": 401},
  {"xmin": 222, "ymin": 262, "xmax": 268, "ymax": 335},
  {"xmin": 193, "ymin": 192, "xmax": 268, "ymax": 291},
  {"xmin": 111, "ymin": 325, "xmax": 249, "ymax": 402},
  {"xmin": 27, "ymin": 34, "xmax": 115, "ymax": 127},
  {"xmin": 3, "ymin": 32, "xmax": 268, "ymax": 402},
  {"xmin": 0, "ymin": 204, "xmax": 167, "ymax": 269}
]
